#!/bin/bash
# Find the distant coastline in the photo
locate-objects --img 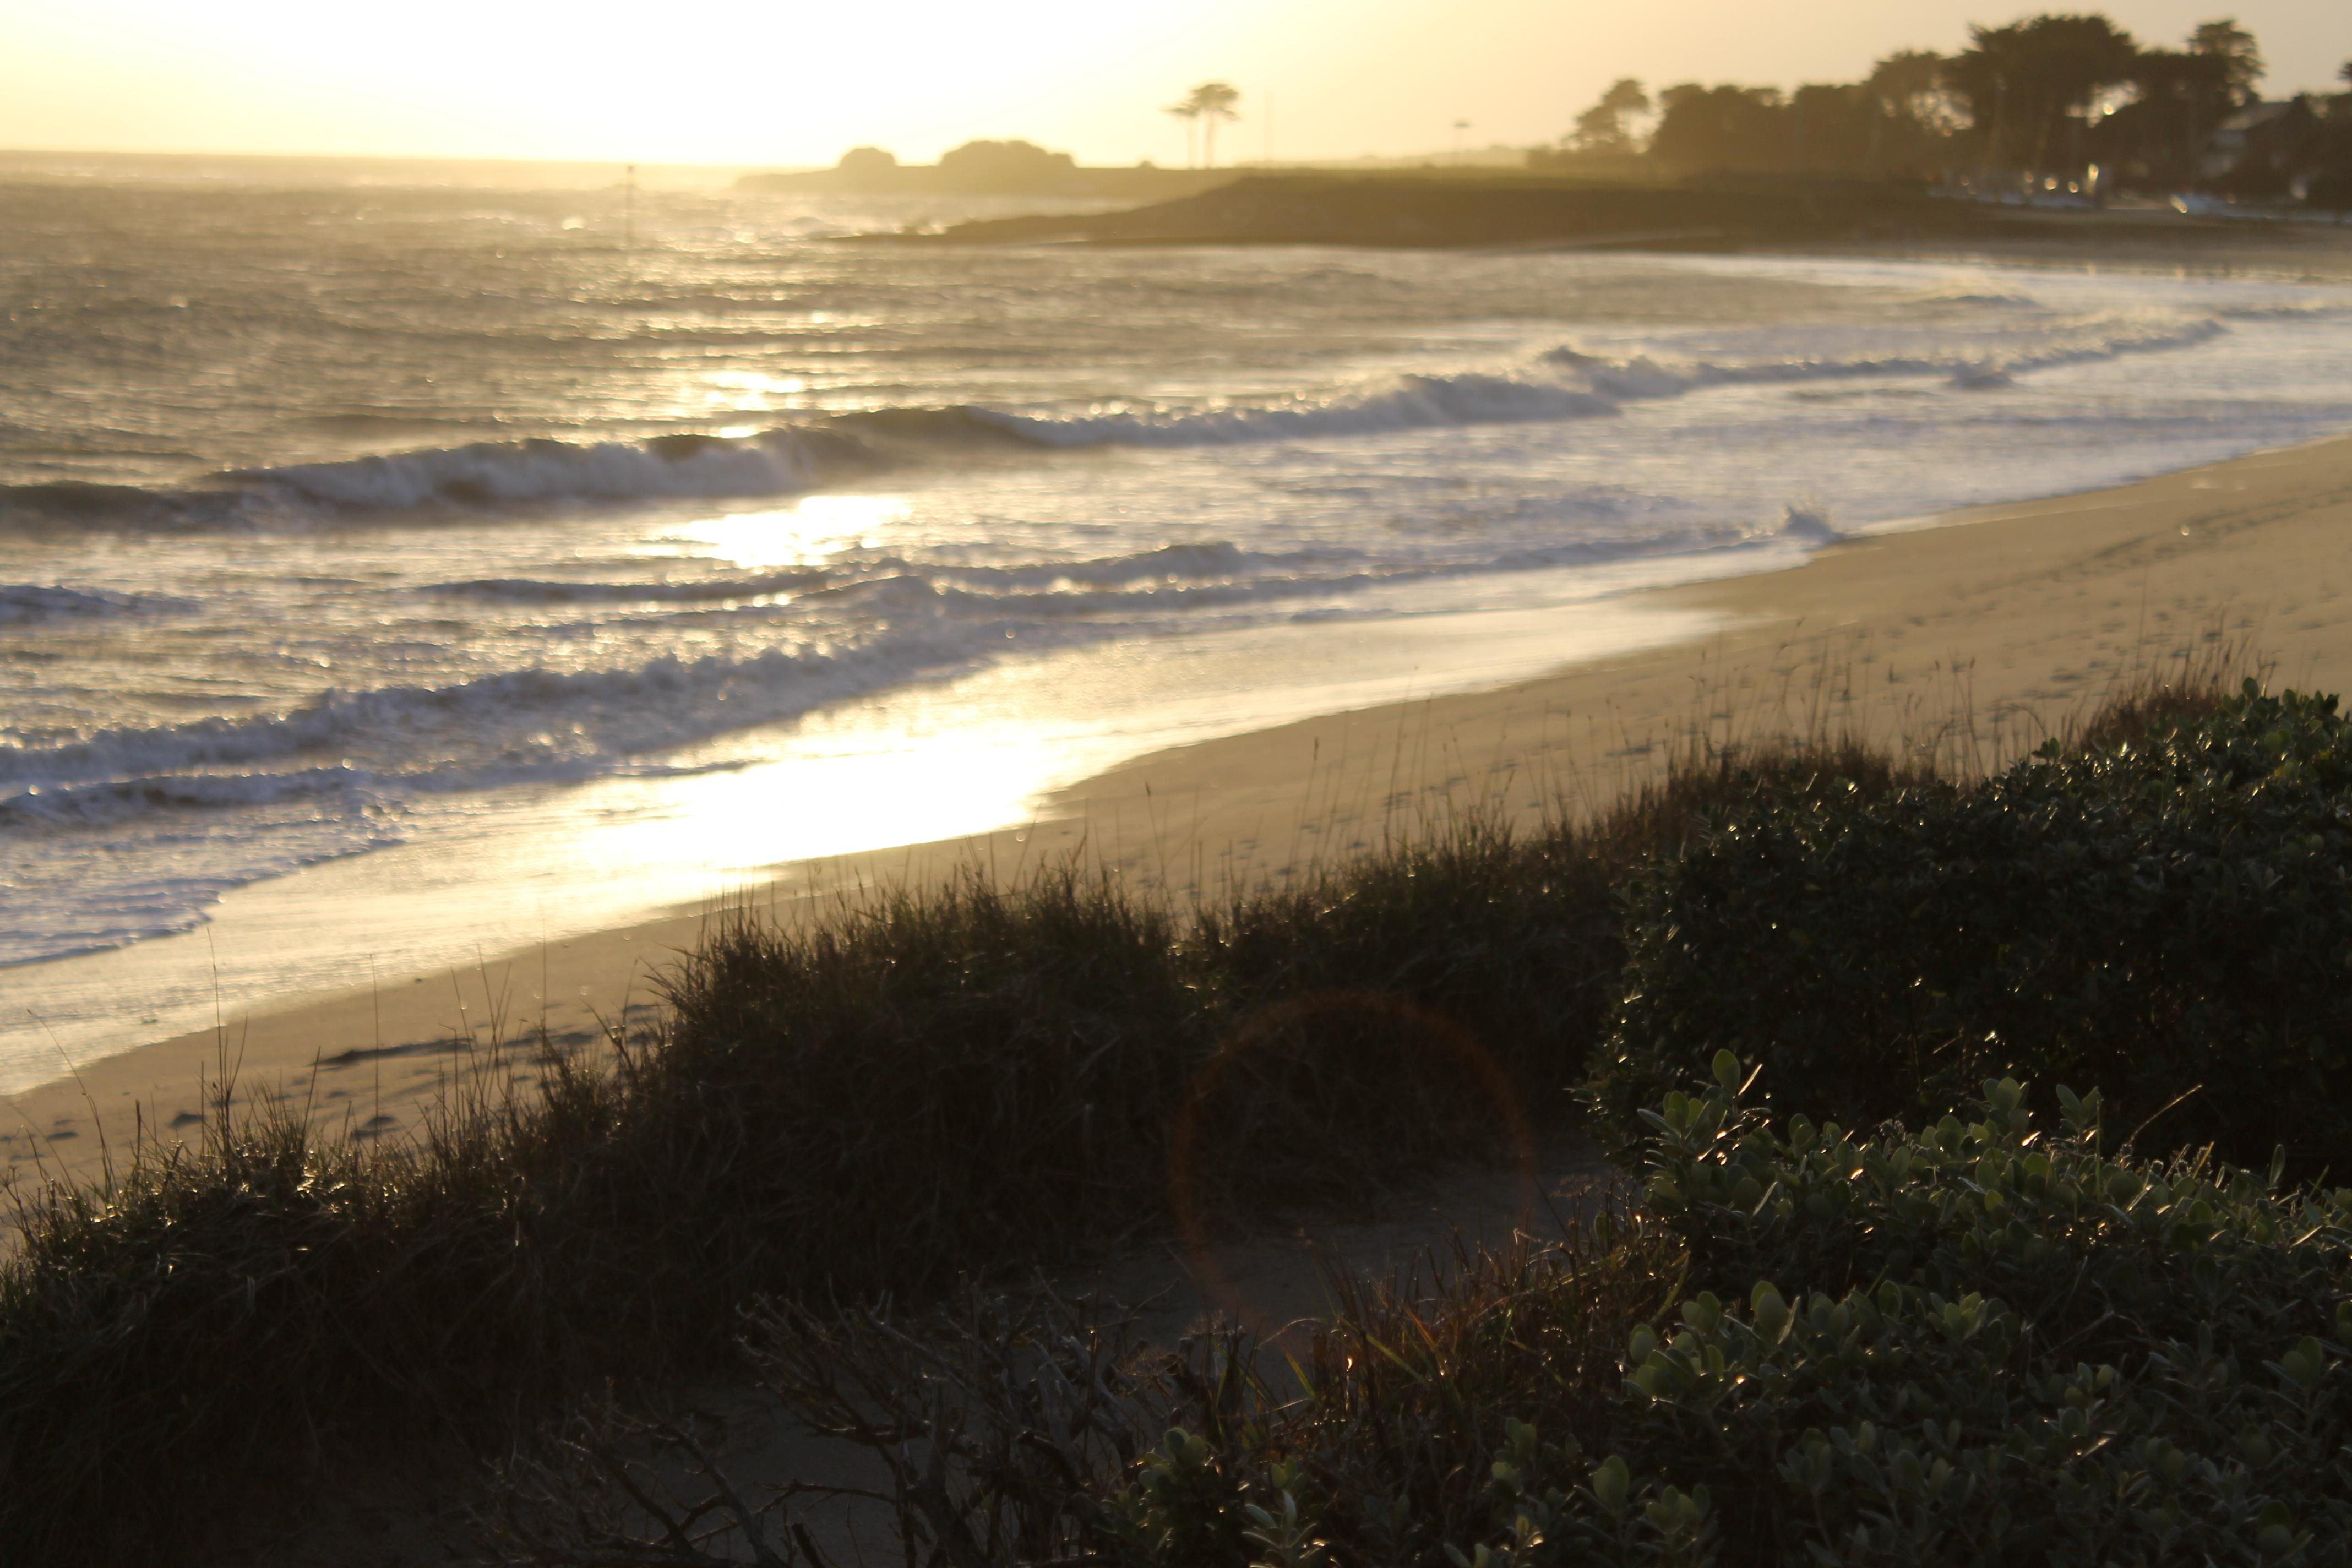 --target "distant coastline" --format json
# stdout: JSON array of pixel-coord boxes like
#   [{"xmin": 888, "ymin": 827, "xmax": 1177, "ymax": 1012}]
[{"xmin": 883, "ymin": 171, "xmax": 2352, "ymax": 257}]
